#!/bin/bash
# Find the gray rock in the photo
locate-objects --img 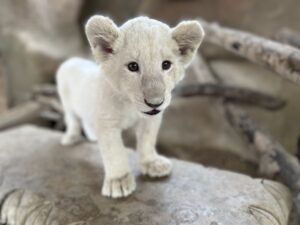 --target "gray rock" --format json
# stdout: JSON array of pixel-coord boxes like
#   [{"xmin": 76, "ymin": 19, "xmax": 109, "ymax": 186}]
[{"xmin": 0, "ymin": 126, "xmax": 292, "ymax": 225}]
